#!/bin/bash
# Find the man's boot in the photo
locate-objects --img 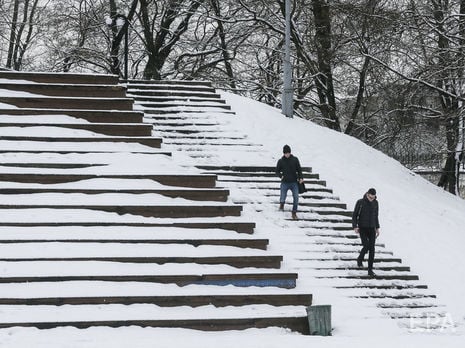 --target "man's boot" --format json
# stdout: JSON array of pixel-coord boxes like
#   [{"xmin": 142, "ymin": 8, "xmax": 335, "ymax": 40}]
[
  {"xmin": 291, "ymin": 211, "xmax": 298, "ymax": 220},
  {"xmin": 279, "ymin": 203, "xmax": 284, "ymax": 211}
]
